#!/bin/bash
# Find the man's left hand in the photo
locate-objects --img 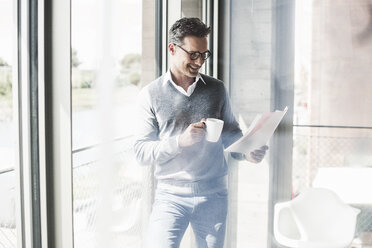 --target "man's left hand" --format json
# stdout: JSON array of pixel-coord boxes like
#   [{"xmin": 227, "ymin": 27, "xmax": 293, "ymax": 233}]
[{"xmin": 245, "ymin": 145, "xmax": 269, "ymax": 163}]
